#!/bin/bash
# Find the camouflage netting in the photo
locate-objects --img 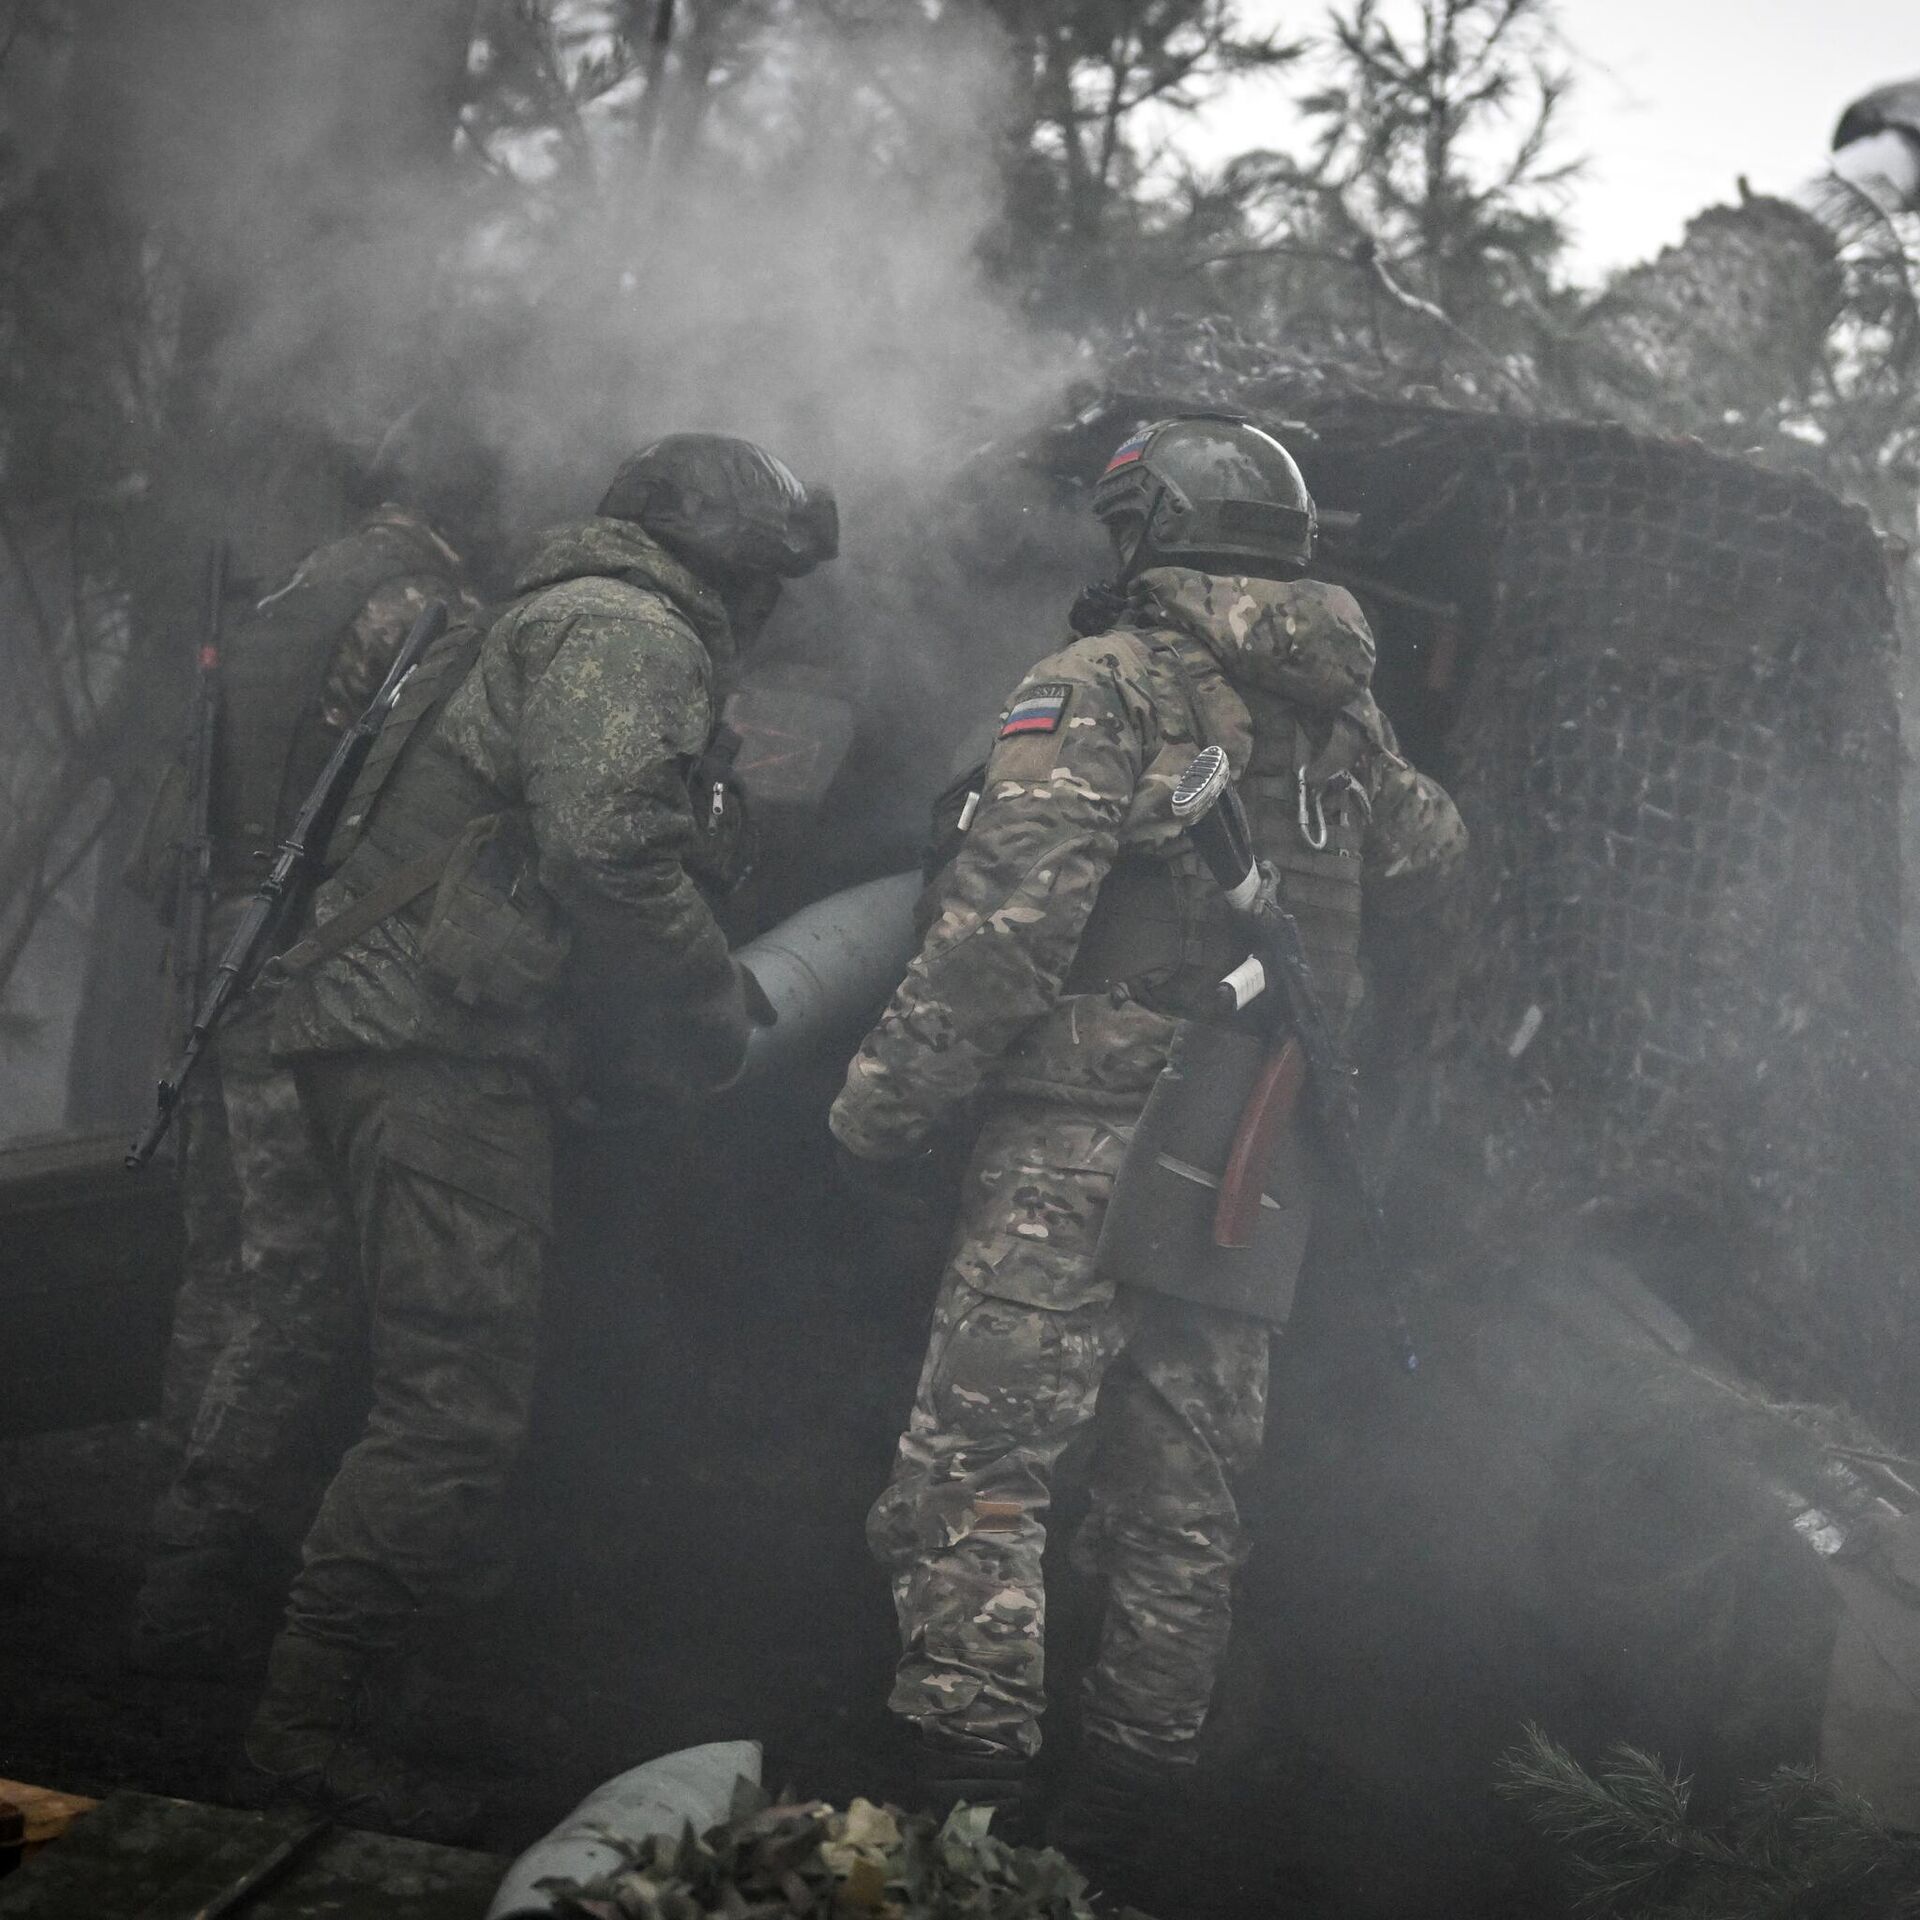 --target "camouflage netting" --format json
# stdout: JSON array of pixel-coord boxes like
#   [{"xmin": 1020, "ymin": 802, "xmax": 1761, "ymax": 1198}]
[
  {"xmin": 996, "ymin": 379, "xmax": 1920, "ymax": 1439},
  {"xmin": 1569, "ymin": 195, "xmax": 1846, "ymax": 432},
  {"xmin": 544, "ymin": 1791, "xmax": 1099, "ymax": 1920},
  {"xmin": 1296, "ymin": 400, "xmax": 1919, "ymax": 1438}
]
